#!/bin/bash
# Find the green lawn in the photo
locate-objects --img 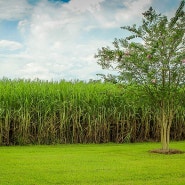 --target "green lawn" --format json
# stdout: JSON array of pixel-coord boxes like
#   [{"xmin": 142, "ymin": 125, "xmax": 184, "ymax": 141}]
[{"xmin": 0, "ymin": 142, "xmax": 185, "ymax": 185}]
